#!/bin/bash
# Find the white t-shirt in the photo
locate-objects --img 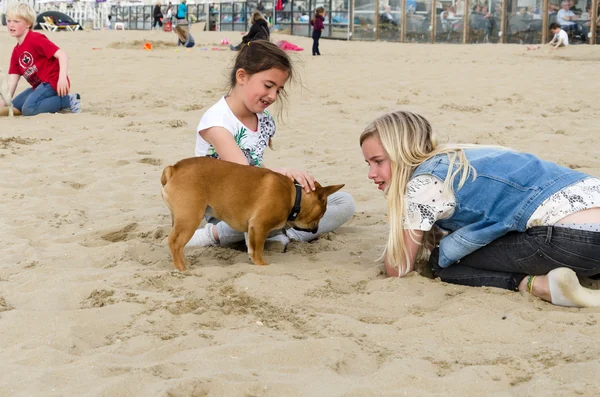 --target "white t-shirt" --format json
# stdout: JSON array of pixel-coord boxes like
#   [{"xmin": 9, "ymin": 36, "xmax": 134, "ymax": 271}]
[
  {"xmin": 557, "ymin": 9, "xmax": 576, "ymax": 25},
  {"xmin": 195, "ymin": 97, "xmax": 276, "ymax": 167},
  {"xmin": 553, "ymin": 29, "xmax": 569, "ymax": 46}
]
